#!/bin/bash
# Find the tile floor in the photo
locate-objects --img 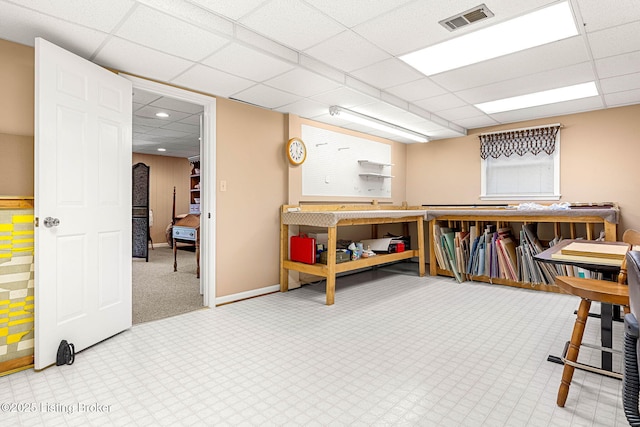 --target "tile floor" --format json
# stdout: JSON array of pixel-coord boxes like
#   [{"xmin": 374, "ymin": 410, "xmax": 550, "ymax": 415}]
[{"xmin": 0, "ymin": 267, "xmax": 630, "ymax": 426}]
